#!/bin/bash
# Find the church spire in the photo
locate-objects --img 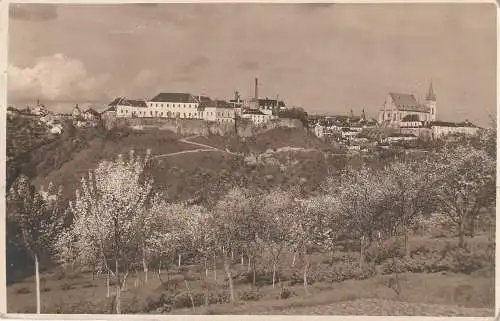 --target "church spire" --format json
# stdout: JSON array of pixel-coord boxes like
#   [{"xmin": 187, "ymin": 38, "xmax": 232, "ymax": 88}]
[{"xmin": 426, "ymin": 80, "xmax": 436, "ymax": 101}]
